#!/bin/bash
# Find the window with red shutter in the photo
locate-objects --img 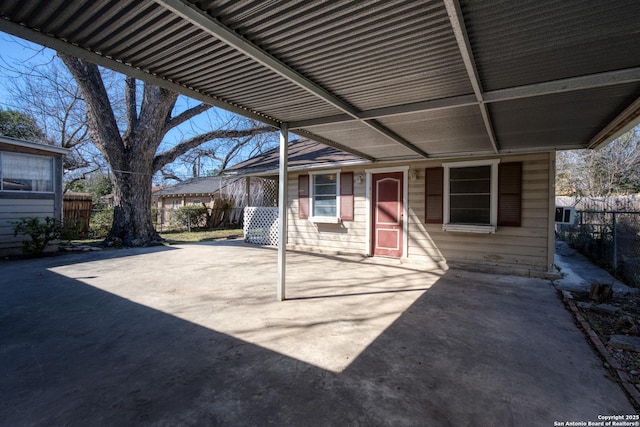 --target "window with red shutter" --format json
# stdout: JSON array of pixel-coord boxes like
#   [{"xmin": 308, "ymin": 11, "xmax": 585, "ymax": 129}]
[
  {"xmin": 497, "ymin": 162, "xmax": 522, "ymax": 227},
  {"xmin": 425, "ymin": 167, "xmax": 443, "ymax": 224},
  {"xmin": 298, "ymin": 175, "xmax": 309, "ymax": 219},
  {"xmin": 340, "ymin": 172, "xmax": 354, "ymax": 220},
  {"xmin": 426, "ymin": 160, "xmax": 522, "ymax": 232}
]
